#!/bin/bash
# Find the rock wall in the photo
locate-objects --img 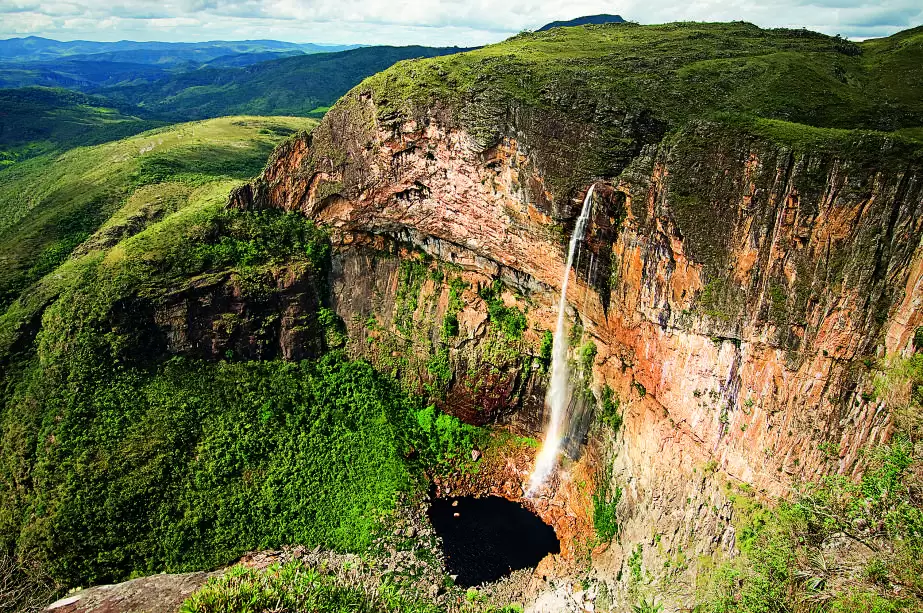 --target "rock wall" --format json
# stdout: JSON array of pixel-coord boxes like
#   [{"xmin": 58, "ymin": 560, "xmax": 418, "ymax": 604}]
[
  {"xmin": 119, "ymin": 262, "xmax": 328, "ymax": 364},
  {"xmin": 230, "ymin": 91, "xmax": 923, "ymax": 607}
]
